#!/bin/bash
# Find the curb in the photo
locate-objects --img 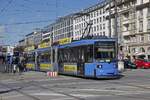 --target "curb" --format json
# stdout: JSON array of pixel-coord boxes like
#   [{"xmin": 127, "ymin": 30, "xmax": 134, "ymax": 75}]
[{"xmin": 0, "ymin": 87, "xmax": 21, "ymax": 94}]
